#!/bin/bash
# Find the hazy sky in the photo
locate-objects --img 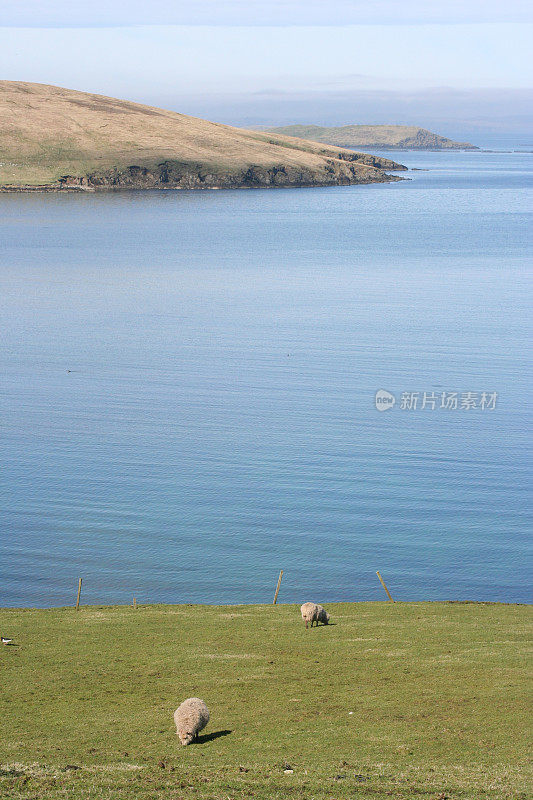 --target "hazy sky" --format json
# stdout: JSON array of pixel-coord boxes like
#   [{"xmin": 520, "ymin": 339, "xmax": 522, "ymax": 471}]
[
  {"xmin": 1, "ymin": 2, "xmax": 531, "ymax": 133},
  {"xmin": 1, "ymin": 23, "xmax": 531, "ymax": 97},
  {"xmin": 2, "ymin": 1, "xmax": 533, "ymax": 27}
]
